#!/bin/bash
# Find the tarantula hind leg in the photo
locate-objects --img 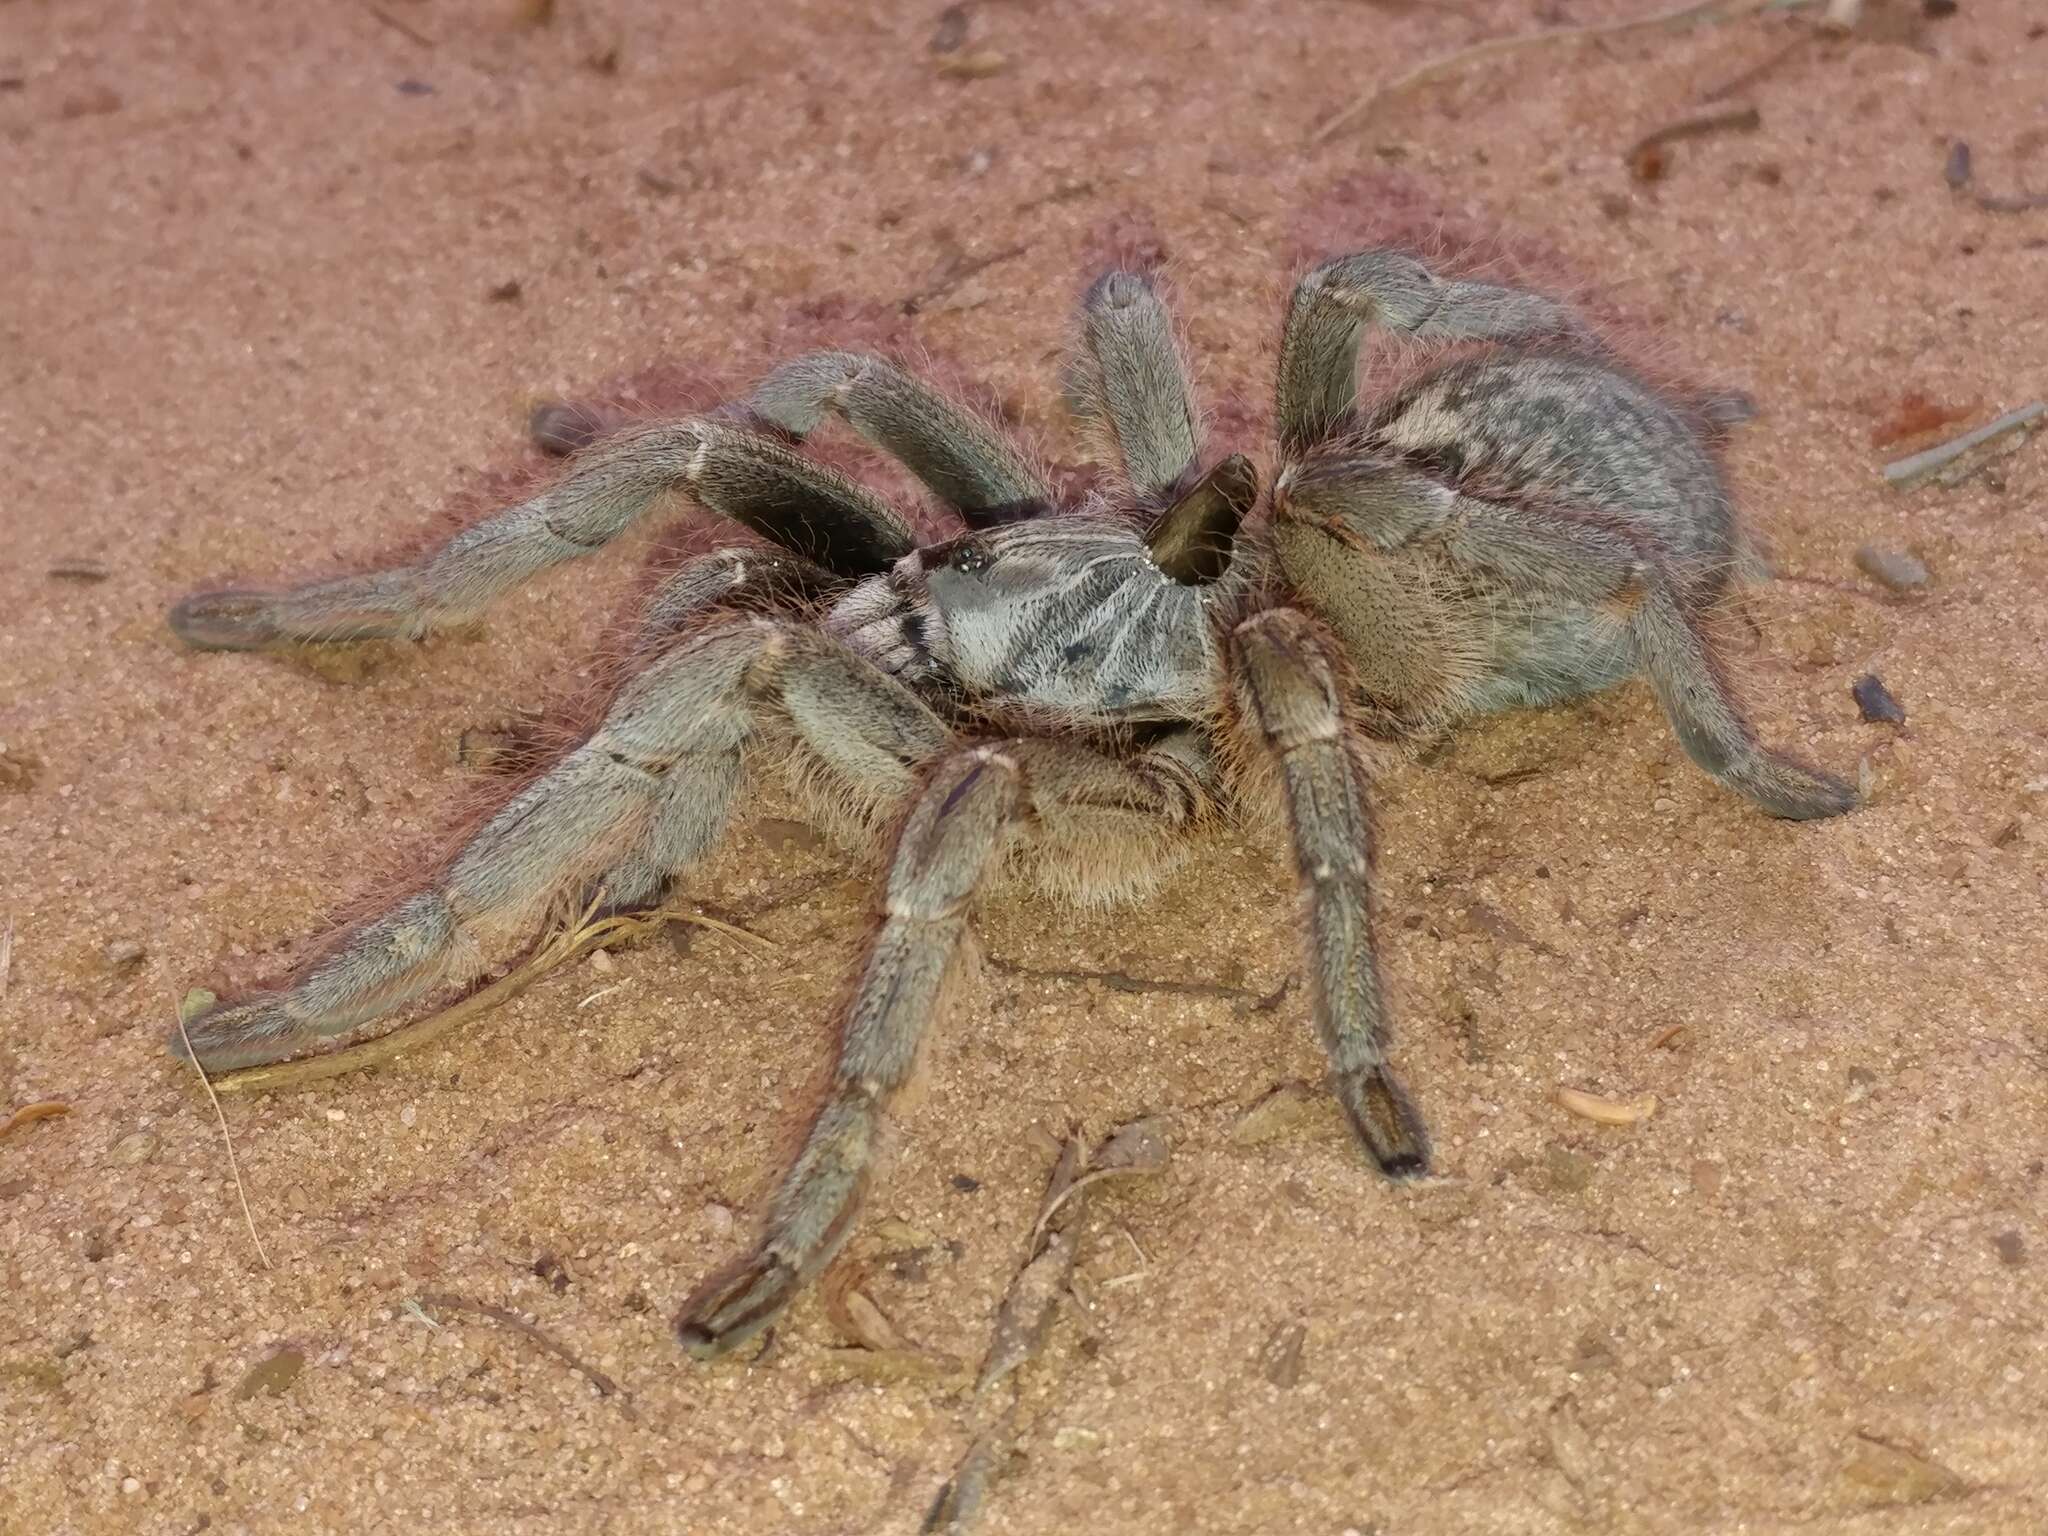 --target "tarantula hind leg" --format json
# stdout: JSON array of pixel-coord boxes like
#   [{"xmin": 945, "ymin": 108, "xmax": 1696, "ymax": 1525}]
[{"xmin": 1228, "ymin": 608, "xmax": 1430, "ymax": 1179}]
